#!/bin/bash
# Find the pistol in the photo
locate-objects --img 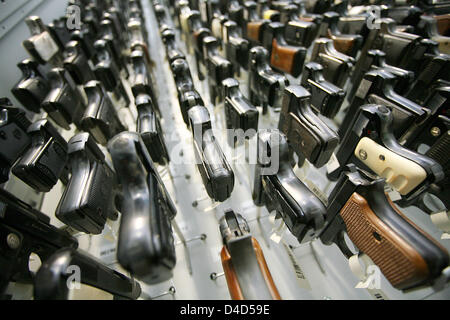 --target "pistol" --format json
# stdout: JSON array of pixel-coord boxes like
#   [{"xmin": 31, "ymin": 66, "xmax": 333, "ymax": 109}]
[
  {"xmin": 99, "ymin": 19, "xmax": 129, "ymax": 79},
  {"xmin": 222, "ymin": 78, "xmax": 259, "ymax": 147},
  {"xmin": 340, "ymin": 69, "xmax": 429, "ymax": 140},
  {"xmin": 320, "ymin": 164, "xmax": 449, "ymax": 290},
  {"xmin": 81, "ymin": 80, "xmax": 126, "ymax": 146},
  {"xmin": 188, "ymin": 105, "xmax": 235, "ymax": 202},
  {"xmin": 257, "ymin": 0, "xmax": 281, "ymax": 21},
  {"xmin": 310, "ymin": 38, "xmax": 355, "ymax": 88},
  {"xmin": 189, "ymin": 10, "xmax": 212, "ymax": 81},
  {"xmin": 63, "ymin": 40, "xmax": 96, "ymax": 85},
  {"xmin": 93, "ymin": 39, "xmax": 130, "ymax": 106},
  {"xmin": 253, "ymin": 130, "xmax": 326, "ymax": 243},
  {"xmin": 128, "ymin": 19, "xmax": 150, "ymax": 60},
  {"xmin": 11, "ymin": 59, "xmax": 49, "ymax": 114},
  {"xmin": 281, "ymin": 4, "xmax": 319, "ymax": 48},
  {"xmin": 55, "ymin": 133, "xmax": 120, "ymax": 235},
  {"xmin": 0, "ymin": 99, "xmax": 32, "ymax": 184},
  {"xmin": 0, "ymin": 188, "xmax": 78, "ymax": 298},
  {"xmin": 244, "ymin": 1, "xmax": 271, "ymax": 46},
  {"xmin": 317, "ymin": 11, "xmax": 363, "ymax": 57},
  {"xmin": 202, "ymin": 36, "xmax": 234, "ymax": 103},
  {"xmin": 223, "ymin": 21, "xmax": 250, "ymax": 76},
  {"xmin": 219, "ymin": 210, "xmax": 281, "ymax": 300},
  {"xmin": 171, "ymin": 58, "xmax": 205, "ymax": 125},
  {"xmin": 70, "ymin": 23, "xmax": 97, "ymax": 62},
  {"xmin": 47, "ymin": 17, "xmax": 71, "ymax": 51},
  {"xmin": 416, "ymin": 15, "xmax": 450, "ymax": 54},
  {"xmin": 34, "ymin": 248, "xmax": 141, "ymax": 300},
  {"xmin": 12, "ymin": 119, "xmax": 69, "ymax": 192},
  {"xmin": 300, "ymin": 61, "xmax": 345, "ymax": 118},
  {"xmin": 261, "ymin": 22, "xmax": 307, "ymax": 77},
  {"xmin": 279, "ymin": 85, "xmax": 339, "ymax": 168},
  {"xmin": 161, "ymin": 27, "xmax": 186, "ymax": 65},
  {"xmin": 22, "ymin": 16, "xmax": 64, "ymax": 67},
  {"xmin": 248, "ymin": 46, "xmax": 289, "ymax": 114},
  {"xmin": 136, "ymin": 93, "xmax": 170, "ymax": 165},
  {"xmin": 108, "ymin": 132, "xmax": 177, "ymax": 284},
  {"xmin": 226, "ymin": 0, "xmax": 244, "ymax": 24},
  {"xmin": 41, "ymin": 67, "xmax": 87, "ymax": 130}
]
